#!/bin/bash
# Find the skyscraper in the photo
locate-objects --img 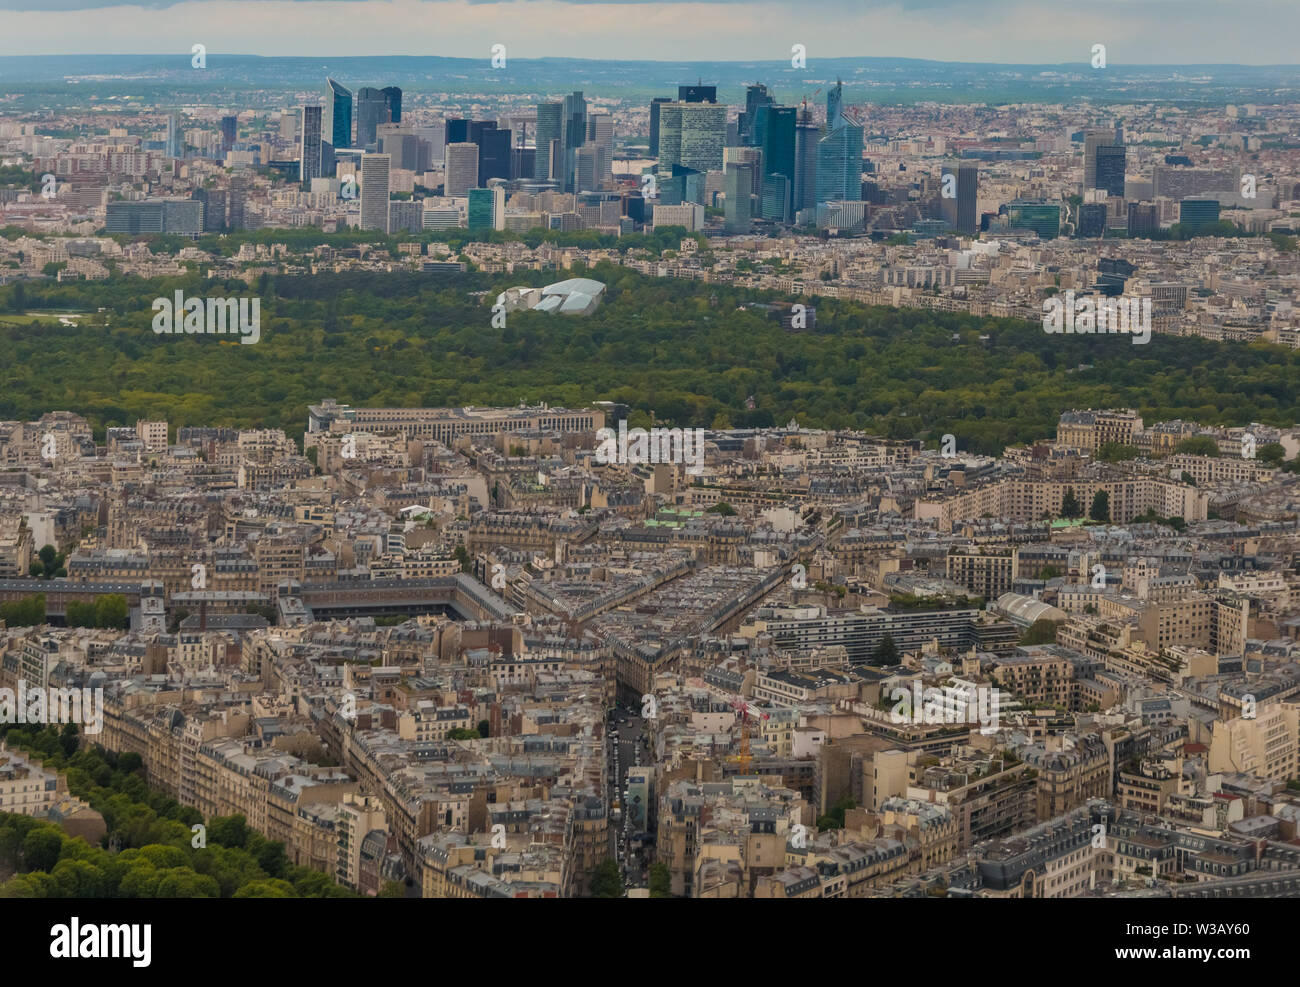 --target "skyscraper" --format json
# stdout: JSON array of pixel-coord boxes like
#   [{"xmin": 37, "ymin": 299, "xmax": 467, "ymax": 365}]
[
  {"xmin": 659, "ymin": 101, "xmax": 727, "ymax": 175},
  {"xmin": 467, "ymin": 186, "xmax": 503, "ymax": 231},
  {"xmin": 941, "ymin": 160, "xmax": 978, "ymax": 234},
  {"xmin": 227, "ymin": 175, "xmax": 248, "ymax": 230},
  {"xmin": 827, "ymin": 78, "xmax": 845, "ymax": 129},
  {"xmin": 1085, "ymin": 129, "xmax": 1126, "ymax": 198},
  {"xmin": 323, "ymin": 77, "xmax": 353, "ymax": 152},
  {"xmin": 740, "ymin": 84, "xmax": 774, "ymax": 146},
  {"xmin": 477, "ymin": 126, "xmax": 512, "ymax": 183},
  {"xmin": 678, "ymin": 83, "xmax": 717, "ymax": 104},
  {"xmin": 355, "ymin": 88, "xmax": 388, "ymax": 148},
  {"xmin": 816, "ymin": 117, "xmax": 864, "ymax": 204},
  {"xmin": 760, "ymin": 105, "xmax": 796, "ymax": 221},
  {"xmin": 444, "ymin": 143, "xmax": 479, "ymax": 197},
  {"xmin": 562, "ymin": 91, "xmax": 588, "ymax": 193},
  {"xmin": 381, "ymin": 86, "xmax": 402, "ymax": 125},
  {"xmin": 359, "ymin": 153, "xmax": 390, "ymax": 232},
  {"xmin": 724, "ymin": 162, "xmax": 753, "ymax": 234},
  {"xmin": 793, "ymin": 107, "xmax": 819, "ymax": 213},
  {"xmin": 299, "ymin": 105, "xmax": 323, "ymax": 186},
  {"xmin": 165, "ymin": 112, "xmax": 183, "ymax": 159},
  {"xmin": 445, "ymin": 118, "xmax": 470, "ymax": 145},
  {"xmin": 535, "ymin": 101, "xmax": 563, "ymax": 182},
  {"xmin": 648, "ymin": 97, "xmax": 671, "ymax": 158},
  {"xmin": 220, "ymin": 115, "xmax": 237, "ymax": 157}
]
